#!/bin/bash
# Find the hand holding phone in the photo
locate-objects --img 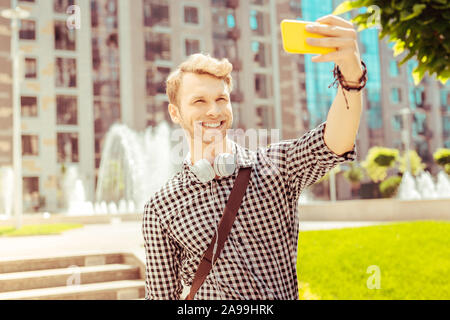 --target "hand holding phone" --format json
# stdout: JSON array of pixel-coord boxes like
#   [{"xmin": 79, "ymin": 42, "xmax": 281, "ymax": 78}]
[{"xmin": 280, "ymin": 19, "xmax": 337, "ymax": 55}]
